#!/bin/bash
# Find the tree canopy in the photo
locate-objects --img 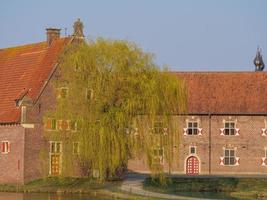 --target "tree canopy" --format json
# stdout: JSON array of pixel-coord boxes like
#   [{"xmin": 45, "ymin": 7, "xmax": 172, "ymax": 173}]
[{"xmin": 45, "ymin": 38, "xmax": 187, "ymax": 181}]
